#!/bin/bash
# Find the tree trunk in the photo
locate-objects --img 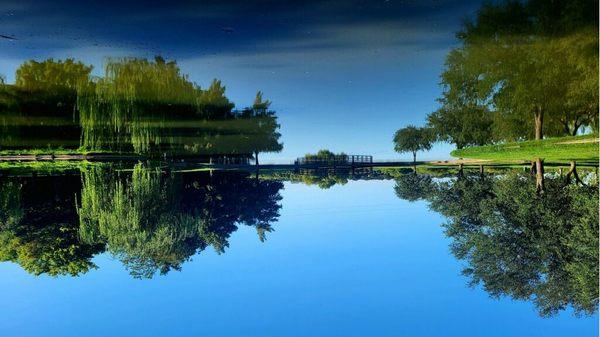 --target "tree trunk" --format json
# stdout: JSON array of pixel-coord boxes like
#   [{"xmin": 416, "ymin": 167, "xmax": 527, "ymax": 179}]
[
  {"xmin": 412, "ymin": 152, "xmax": 417, "ymax": 173},
  {"xmin": 534, "ymin": 106, "xmax": 543, "ymax": 140},
  {"xmin": 565, "ymin": 160, "xmax": 585, "ymax": 186},
  {"xmin": 457, "ymin": 163, "xmax": 464, "ymax": 178},
  {"xmin": 255, "ymin": 151, "xmax": 259, "ymax": 167},
  {"xmin": 571, "ymin": 122, "xmax": 580, "ymax": 136},
  {"xmin": 562, "ymin": 119, "xmax": 570, "ymax": 135},
  {"xmin": 535, "ymin": 158, "xmax": 544, "ymax": 194}
]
